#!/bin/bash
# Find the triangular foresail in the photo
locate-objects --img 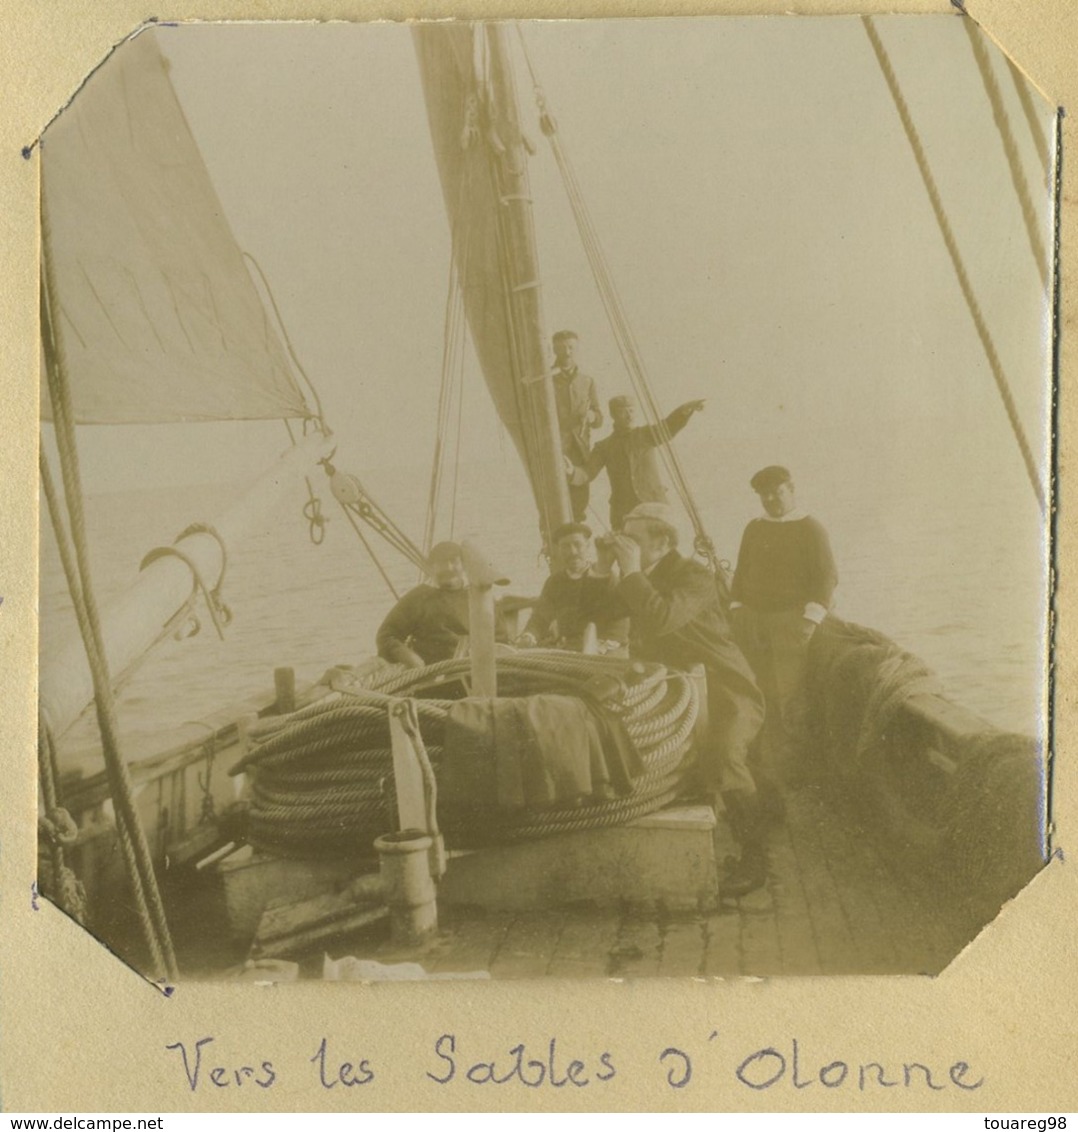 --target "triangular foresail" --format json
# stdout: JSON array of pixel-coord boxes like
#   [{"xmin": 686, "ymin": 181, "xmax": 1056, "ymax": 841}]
[{"xmin": 41, "ymin": 30, "xmax": 311, "ymax": 425}]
